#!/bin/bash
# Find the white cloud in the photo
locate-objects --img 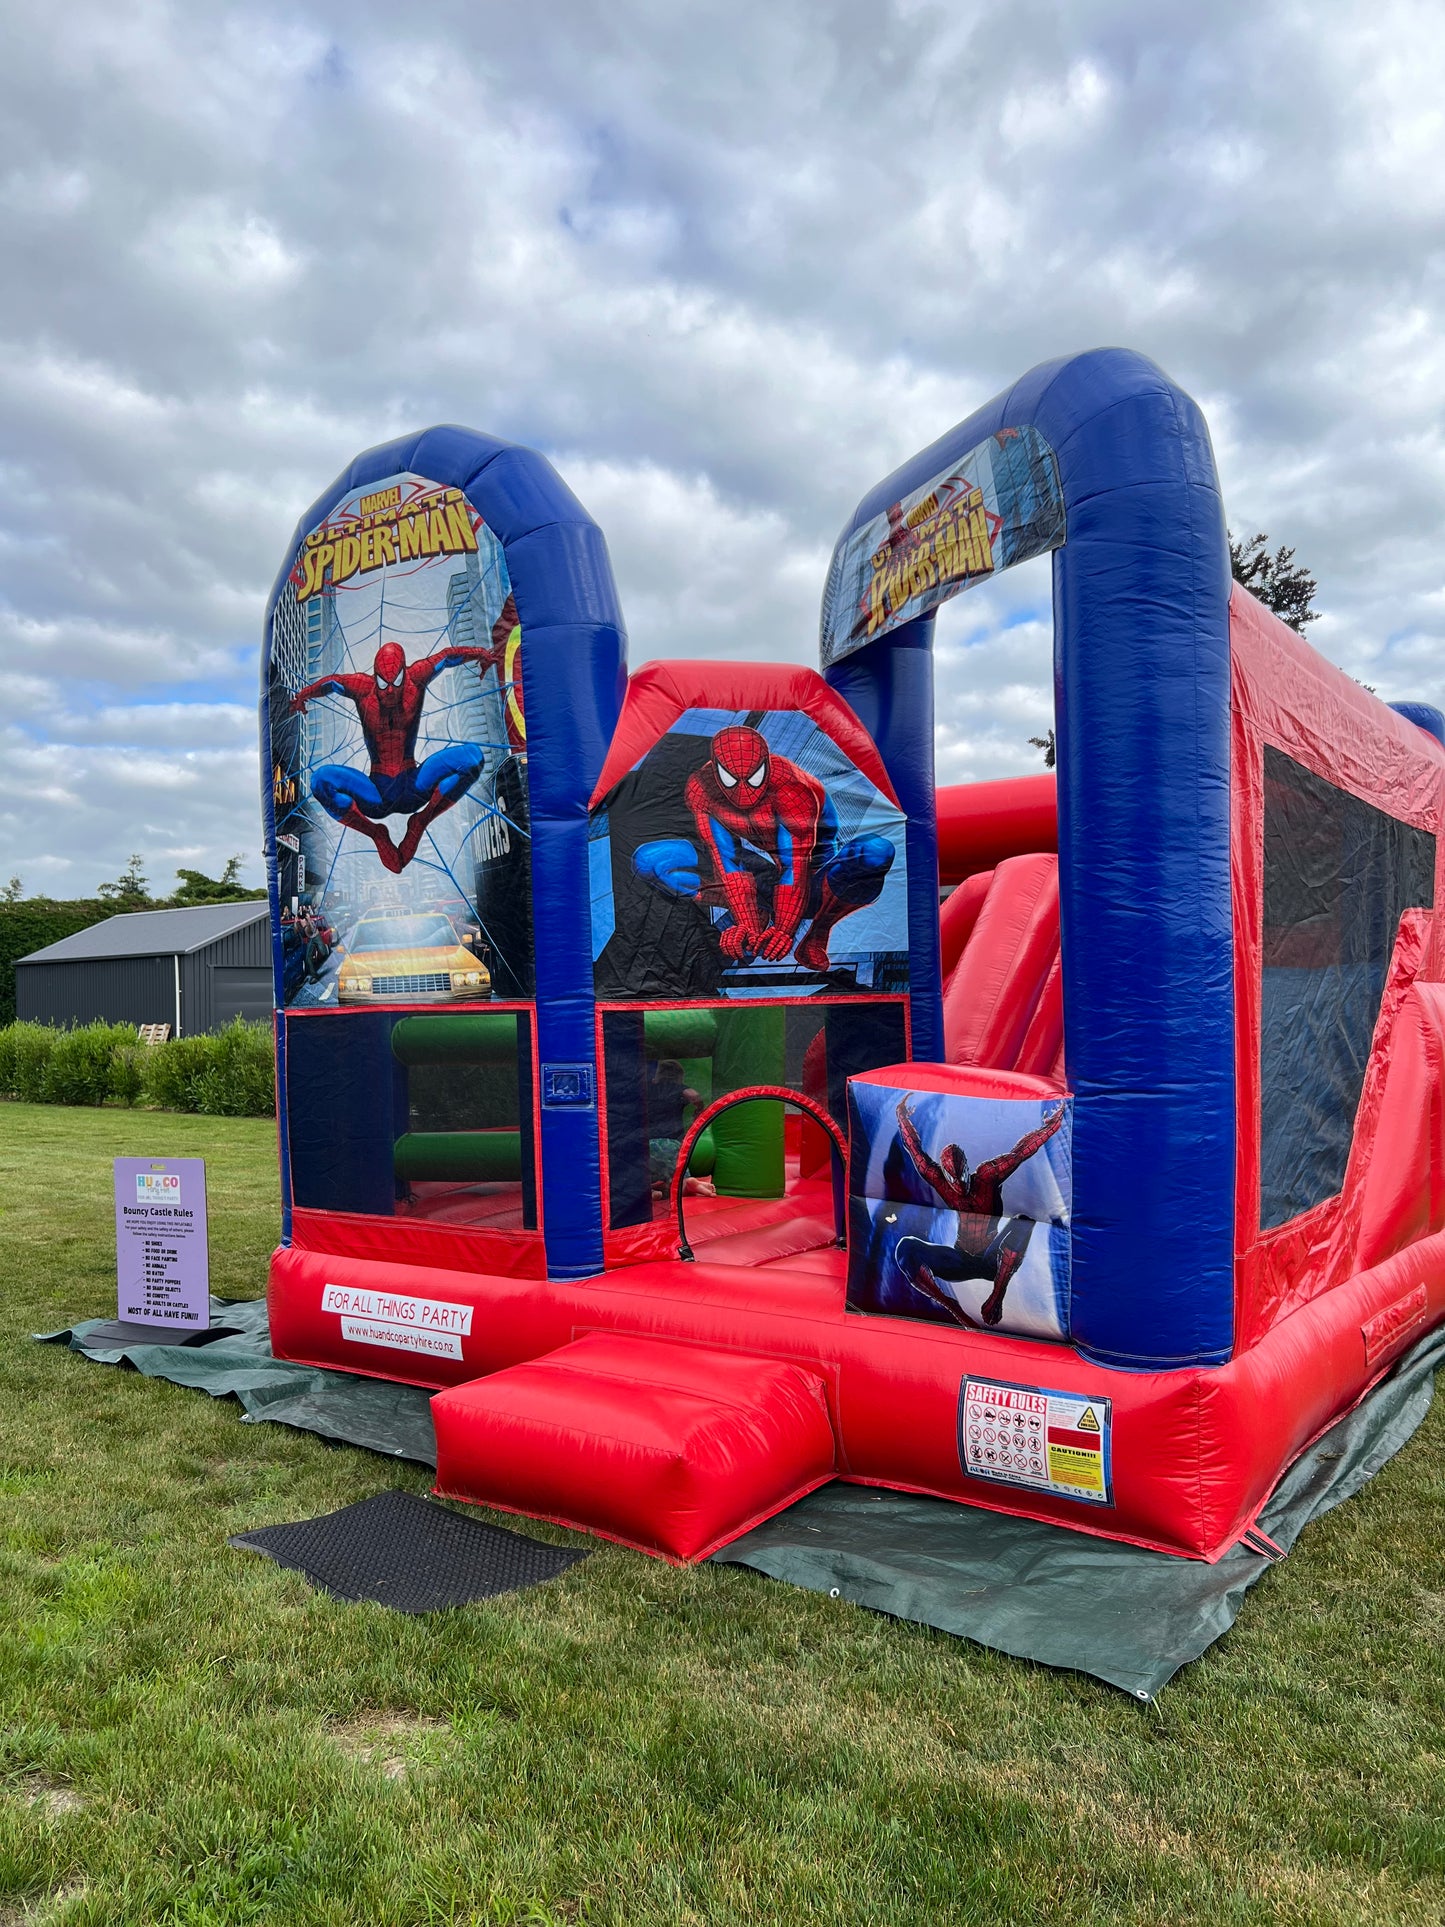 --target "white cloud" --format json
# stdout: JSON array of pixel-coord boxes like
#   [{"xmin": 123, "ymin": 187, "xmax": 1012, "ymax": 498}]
[
  {"xmin": 138, "ymin": 200, "xmax": 304, "ymax": 294},
  {"xmin": 561, "ymin": 457, "xmax": 828, "ymax": 667}
]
